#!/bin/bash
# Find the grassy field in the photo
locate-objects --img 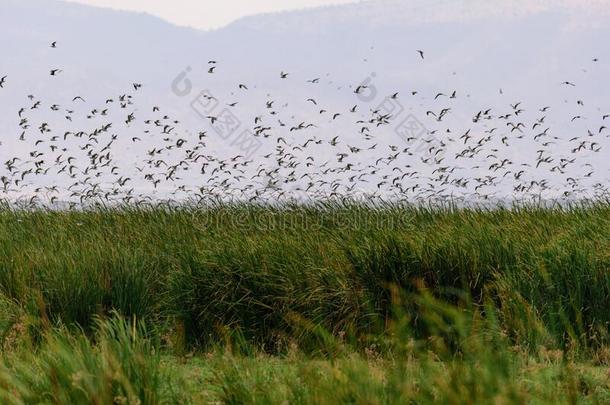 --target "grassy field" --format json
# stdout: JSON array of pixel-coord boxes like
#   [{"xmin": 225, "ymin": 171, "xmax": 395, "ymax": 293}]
[{"xmin": 0, "ymin": 202, "xmax": 609, "ymax": 403}]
